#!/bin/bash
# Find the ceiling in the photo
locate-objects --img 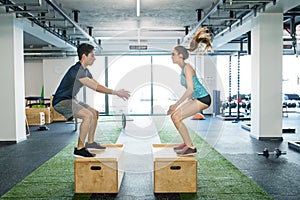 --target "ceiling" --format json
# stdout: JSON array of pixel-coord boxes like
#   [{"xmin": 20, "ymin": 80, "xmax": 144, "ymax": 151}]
[{"xmin": 1, "ymin": 0, "xmax": 300, "ymax": 57}]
